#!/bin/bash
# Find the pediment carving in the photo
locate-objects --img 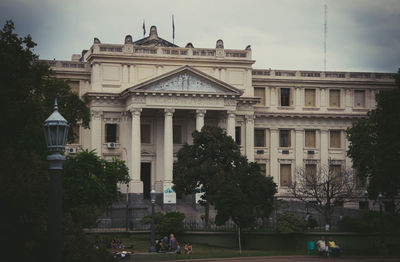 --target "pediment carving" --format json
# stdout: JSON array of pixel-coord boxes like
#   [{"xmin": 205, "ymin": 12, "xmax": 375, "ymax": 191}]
[{"xmin": 138, "ymin": 72, "xmax": 226, "ymax": 93}]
